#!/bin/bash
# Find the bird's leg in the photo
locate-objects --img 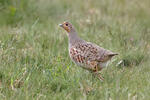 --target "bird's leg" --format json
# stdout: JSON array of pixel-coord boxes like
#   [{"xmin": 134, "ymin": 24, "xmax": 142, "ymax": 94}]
[
  {"xmin": 90, "ymin": 61, "xmax": 104, "ymax": 81},
  {"xmin": 93, "ymin": 66, "xmax": 104, "ymax": 81}
]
